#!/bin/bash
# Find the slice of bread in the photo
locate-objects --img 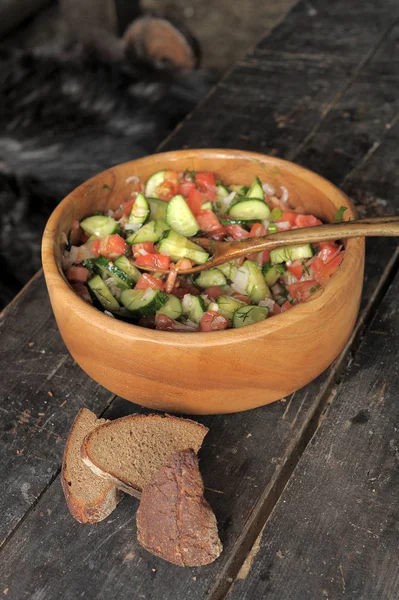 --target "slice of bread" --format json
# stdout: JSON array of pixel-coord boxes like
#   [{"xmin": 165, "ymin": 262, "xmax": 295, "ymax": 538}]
[
  {"xmin": 61, "ymin": 408, "xmax": 122, "ymax": 523},
  {"xmin": 136, "ymin": 448, "xmax": 222, "ymax": 566},
  {"xmin": 81, "ymin": 414, "xmax": 208, "ymax": 496}
]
